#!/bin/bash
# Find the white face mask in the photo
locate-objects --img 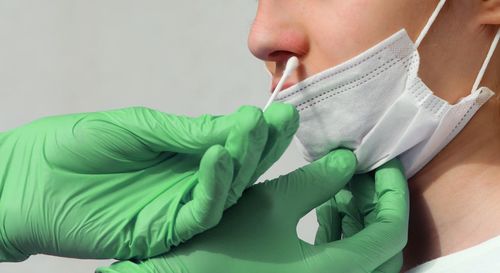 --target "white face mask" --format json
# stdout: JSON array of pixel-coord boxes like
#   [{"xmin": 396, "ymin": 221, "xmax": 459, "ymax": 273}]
[{"xmin": 275, "ymin": 0, "xmax": 500, "ymax": 177}]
